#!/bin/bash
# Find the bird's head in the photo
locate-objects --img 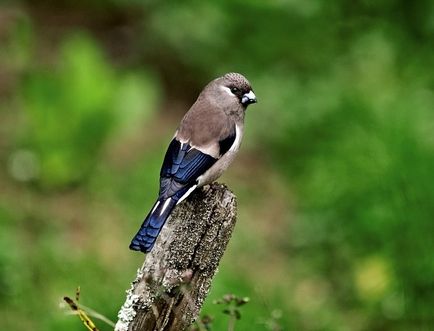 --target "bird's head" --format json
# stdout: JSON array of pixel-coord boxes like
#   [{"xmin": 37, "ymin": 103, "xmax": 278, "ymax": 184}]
[{"xmin": 209, "ymin": 73, "xmax": 257, "ymax": 109}]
